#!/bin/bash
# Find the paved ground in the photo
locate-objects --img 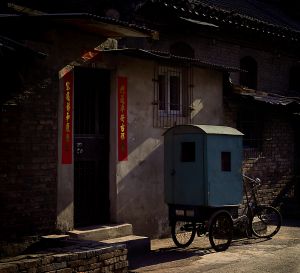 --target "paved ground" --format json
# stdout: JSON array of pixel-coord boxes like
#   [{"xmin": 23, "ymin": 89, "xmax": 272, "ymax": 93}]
[{"xmin": 129, "ymin": 219, "xmax": 300, "ymax": 273}]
